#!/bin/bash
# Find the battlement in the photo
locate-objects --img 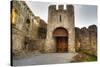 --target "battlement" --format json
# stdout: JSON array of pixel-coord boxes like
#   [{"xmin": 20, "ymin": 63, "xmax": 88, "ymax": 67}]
[
  {"xmin": 58, "ymin": 5, "xmax": 64, "ymax": 10},
  {"xmin": 67, "ymin": 5, "xmax": 74, "ymax": 11},
  {"xmin": 49, "ymin": 4, "xmax": 74, "ymax": 12},
  {"xmin": 49, "ymin": 5, "xmax": 56, "ymax": 11}
]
